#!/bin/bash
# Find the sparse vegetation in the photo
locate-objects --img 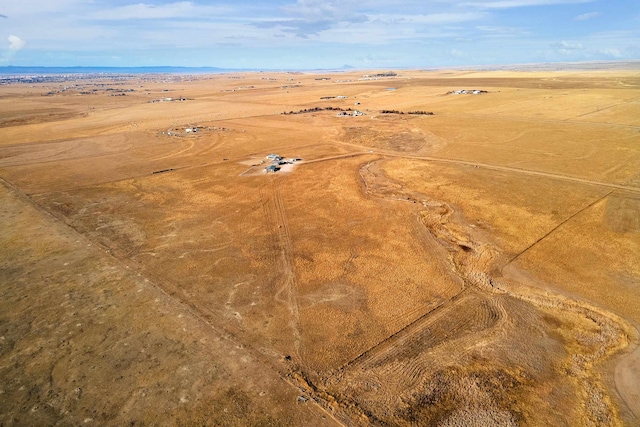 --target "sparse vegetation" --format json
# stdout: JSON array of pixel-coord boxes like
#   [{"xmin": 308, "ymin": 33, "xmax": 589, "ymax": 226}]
[
  {"xmin": 282, "ymin": 106, "xmax": 352, "ymax": 115},
  {"xmin": 1, "ymin": 68, "xmax": 639, "ymax": 426},
  {"xmin": 380, "ymin": 109, "xmax": 434, "ymax": 115}
]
